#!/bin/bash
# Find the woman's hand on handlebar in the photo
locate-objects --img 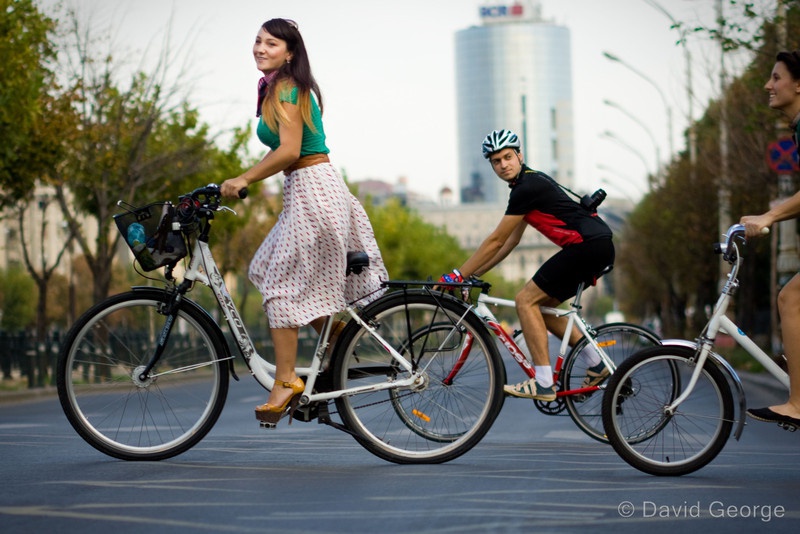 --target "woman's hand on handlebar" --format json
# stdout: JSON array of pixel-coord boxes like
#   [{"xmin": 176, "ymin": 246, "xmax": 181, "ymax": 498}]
[
  {"xmin": 221, "ymin": 177, "xmax": 249, "ymax": 199},
  {"xmin": 739, "ymin": 215, "xmax": 772, "ymax": 238}
]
